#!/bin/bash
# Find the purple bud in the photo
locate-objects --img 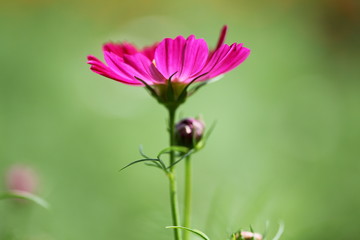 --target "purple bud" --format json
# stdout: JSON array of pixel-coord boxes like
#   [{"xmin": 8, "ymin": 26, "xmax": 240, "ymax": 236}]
[
  {"xmin": 6, "ymin": 164, "xmax": 38, "ymax": 194},
  {"xmin": 175, "ymin": 118, "xmax": 205, "ymax": 148}
]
